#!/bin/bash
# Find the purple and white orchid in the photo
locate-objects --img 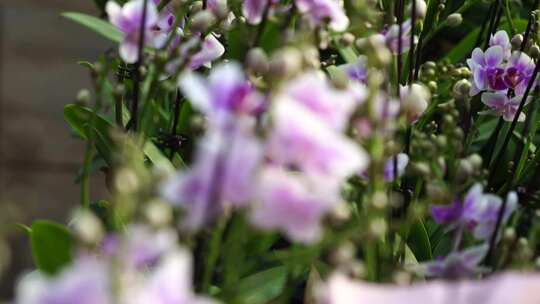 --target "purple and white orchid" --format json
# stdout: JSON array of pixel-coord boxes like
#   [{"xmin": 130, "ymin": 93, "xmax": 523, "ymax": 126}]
[
  {"xmin": 295, "ymin": 0, "xmax": 350, "ymax": 32},
  {"xmin": 431, "ymin": 183, "xmax": 518, "ymax": 241},
  {"xmin": 416, "ymin": 245, "xmax": 489, "ymax": 279},
  {"xmin": 480, "ymin": 92, "xmax": 531, "ymax": 122},
  {"xmin": 106, "ymin": 0, "xmax": 165, "ymax": 63}
]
